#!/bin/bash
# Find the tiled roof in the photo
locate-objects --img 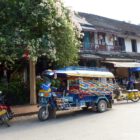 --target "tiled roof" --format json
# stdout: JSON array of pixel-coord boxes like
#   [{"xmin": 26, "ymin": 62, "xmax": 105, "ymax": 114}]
[{"xmin": 77, "ymin": 12, "xmax": 140, "ymax": 36}]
